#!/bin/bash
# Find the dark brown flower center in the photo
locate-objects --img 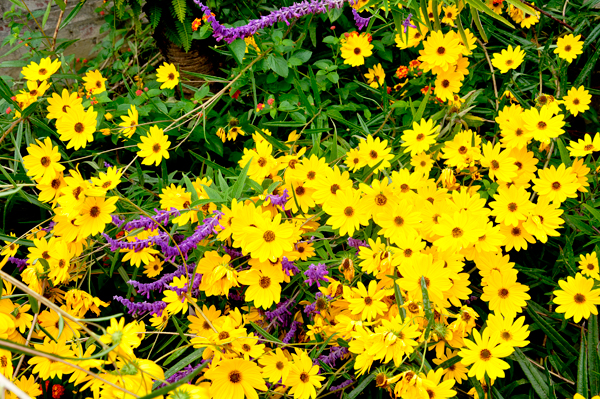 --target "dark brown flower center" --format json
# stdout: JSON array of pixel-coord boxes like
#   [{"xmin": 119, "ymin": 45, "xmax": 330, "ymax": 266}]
[
  {"xmin": 394, "ymin": 216, "xmax": 404, "ymax": 226},
  {"xmin": 551, "ymin": 181, "xmax": 561, "ymax": 190},
  {"xmin": 364, "ymin": 296, "xmax": 373, "ymax": 305},
  {"xmin": 437, "ymin": 46, "xmax": 446, "ymax": 55},
  {"xmin": 441, "ymin": 79, "xmax": 450, "ymax": 88},
  {"xmin": 41, "ymin": 156, "xmax": 51, "ymax": 167},
  {"xmin": 574, "ymin": 293, "xmax": 586, "ymax": 304},
  {"xmin": 498, "ymin": 288, "xmax": 509, "ymax": 298},
  {"xmin": 152, "ymin": 143, "xmax": 161, "ymax": 153},
  {"xmin": 565, "ymin": 45, "xmax": 572, "ymax": 52},
  {"xmin": 537, "ymin": 121, "xmax": 547, "ymax": 130},
  {"xmin": 452, "ymin": 227, "xmax": 463, "ymax": 238},
  {"xmin": 263, "ymin": 230, "xmax": 276, "ymax": 242},
  {"xmin": 257, "ymin": 157, "xmax": 267, "ymax": 167},
  {"xmin": 508, "ymin": 202, "xmax": 517, "ymax": 212},
  {"xmin": 330, "ymin": 184, "xmax": 340, "ymax": 194},
  {"xmin": 168, "ymin": 73, "xmax": 175, "ymax": 80},
  {"xmin": 276, "ymin": 361, "xmax": 285, "ymax": 370},
  {"xmin": 480, "ymin": 349, "xmax": 492, "ymax": 360},
  {"xmin": 300, "ymin": 371, "xmax": 310, "ymax": 383},
  {"xmin": 259, "ymin": 276, "xmax": 271, "ymax": 288},
  {"xmin": 228, "ymin": 370, "xmax": 242, "ymax": 383},
  {"xmin": 39, "ymin": 68, "xmax": 47, "ymax": 75},
  {"xmin": 374, "ymin": 194, "xmax": 387, "ymax": 206},
  {"xmin": 344, "ymin": 206, "xmax": 354, "ymax": 216},
  {"xmin": 74, "ymin": 122, "xmax": 85, "ymax": 133},
  {"xmin": 354, "ymin": 47, "xmax": 361, "ymax": 55},
  {"xmin": 89, "ymin": 206, "xmax": 100, "ymax": 218}
]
